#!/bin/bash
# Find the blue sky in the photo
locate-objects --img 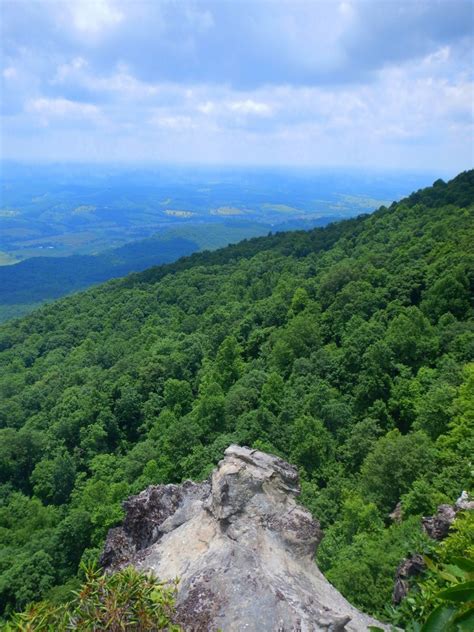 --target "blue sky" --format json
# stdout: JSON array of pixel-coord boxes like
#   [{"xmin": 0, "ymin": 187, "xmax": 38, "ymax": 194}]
[{"xmin": 1, "ymin": 0, "xmax": 473, "ymax": 170}]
